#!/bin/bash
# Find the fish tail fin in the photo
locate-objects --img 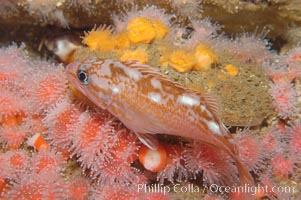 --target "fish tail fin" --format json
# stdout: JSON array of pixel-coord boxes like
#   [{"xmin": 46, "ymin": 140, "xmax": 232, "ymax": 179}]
[
  {"xmin": 218, "ymin": 124, "xmax": 254, "ymax": 185},
  {"xmin": 233, "ymin": 155, "xmax": 254, "ymax": 186},
  {"xmin": 216, "ymin": 135, "xmax": 254, "ymax": 186}
]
